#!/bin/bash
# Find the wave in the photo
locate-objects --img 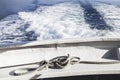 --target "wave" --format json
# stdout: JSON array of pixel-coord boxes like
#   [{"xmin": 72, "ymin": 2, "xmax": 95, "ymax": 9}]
[
  {"xmin": 19, "ymin": 2, "xmax": 109, "ymax": 40},
  {"xmin": 93, "ymin": 2, "xmax": 120, "ymax": 37},
  {"xmin": 0, "ymin": 1, "xmax": 120, "ymax": 46}
]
